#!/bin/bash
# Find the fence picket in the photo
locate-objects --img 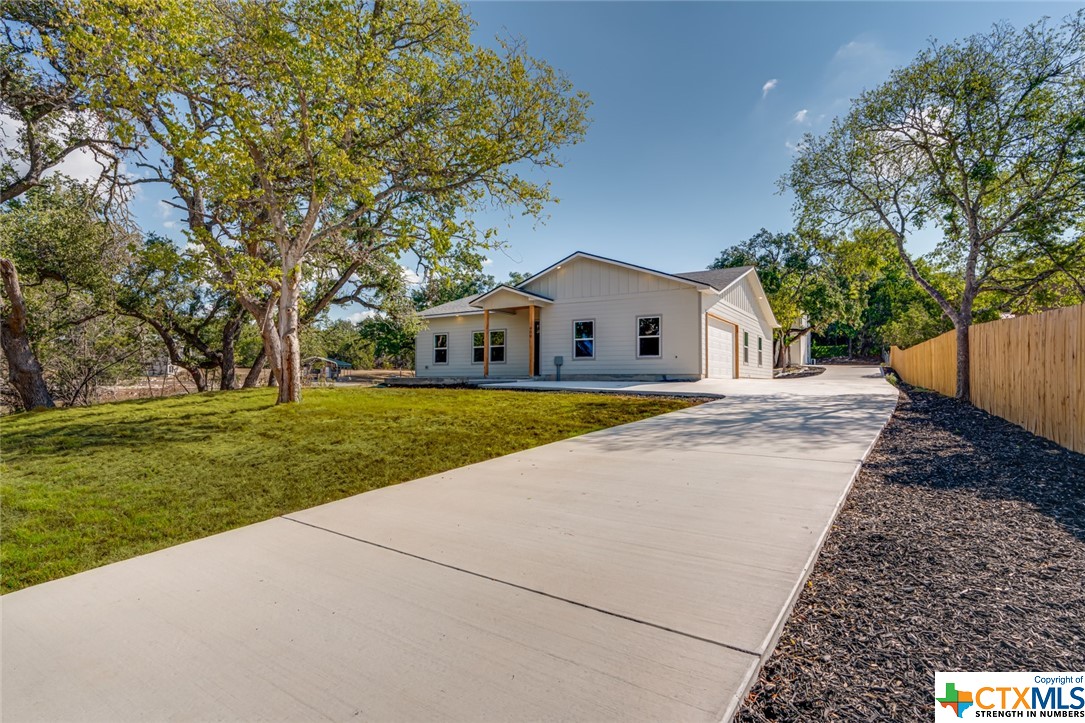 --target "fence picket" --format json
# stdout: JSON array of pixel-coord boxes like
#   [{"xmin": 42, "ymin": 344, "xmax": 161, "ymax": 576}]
[{"xmin": 890, "ymin": 304, "xmax": 1085, "ymax": 454}]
